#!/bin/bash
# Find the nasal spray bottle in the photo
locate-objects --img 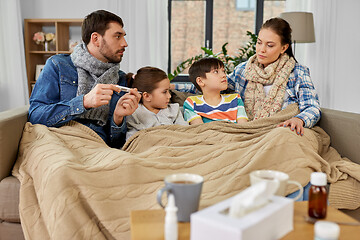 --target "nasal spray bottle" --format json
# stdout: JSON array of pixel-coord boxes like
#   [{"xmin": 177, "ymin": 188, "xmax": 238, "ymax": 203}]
[{"xmin": 165, "ymin": 193, "xmax": 178, "ymax": 240}]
